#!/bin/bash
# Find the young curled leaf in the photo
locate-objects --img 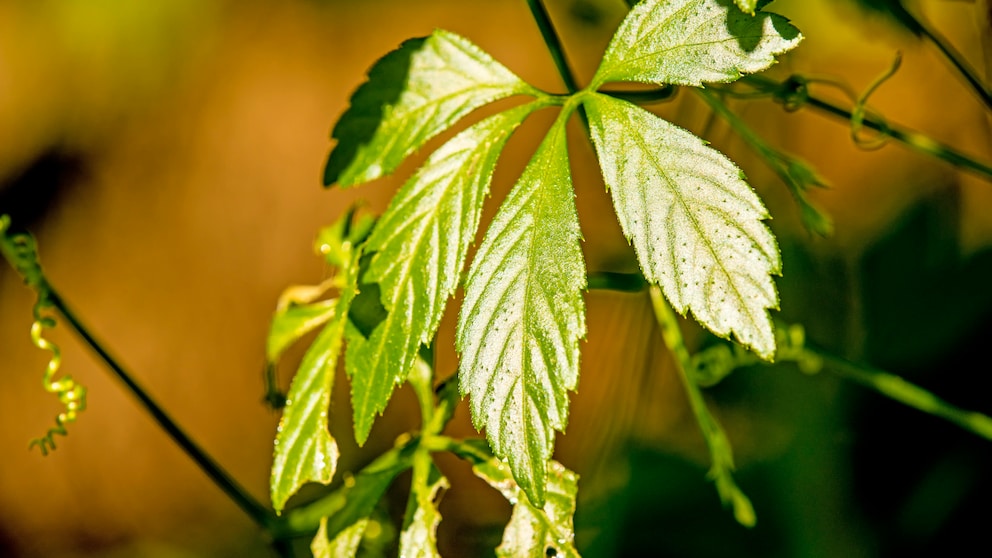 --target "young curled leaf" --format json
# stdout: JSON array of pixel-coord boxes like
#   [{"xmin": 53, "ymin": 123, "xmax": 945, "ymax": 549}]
[
  {"xmin": 591, "ymin": 0, "xmax": 802, "ymax": 89},
  {"xmin": 271, "ymin": 243, "xmax": 362, "ymax": 513},
  {"xmin": 584, "ymin": 93, "xmax": 780, "ymax": 358},
  {"xmin": 325, "ymin": 29, "xmax": 539, "ymax": 187},
  {"xmin": 473, "ymin": 458, "xmax": 580, "ymax": 558},
  {"xmin": 399, "ymin": 461, "xmax": 448, "ymax": 558},
  {"xmin": 311, "ymin": 516, "xmax": 368, "ymax": 558}
]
